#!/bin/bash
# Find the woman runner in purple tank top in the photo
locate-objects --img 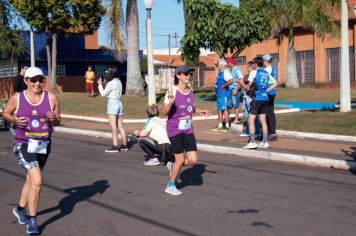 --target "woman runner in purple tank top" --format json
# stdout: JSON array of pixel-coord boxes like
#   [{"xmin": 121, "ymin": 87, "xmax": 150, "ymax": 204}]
[
  {"xmin": 161, "ymin": 65, "xmax": 210, "ymax": 196},
  {"xmin": 3, "ymin": 67, "xmax": 61, "ymax": 234}
]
